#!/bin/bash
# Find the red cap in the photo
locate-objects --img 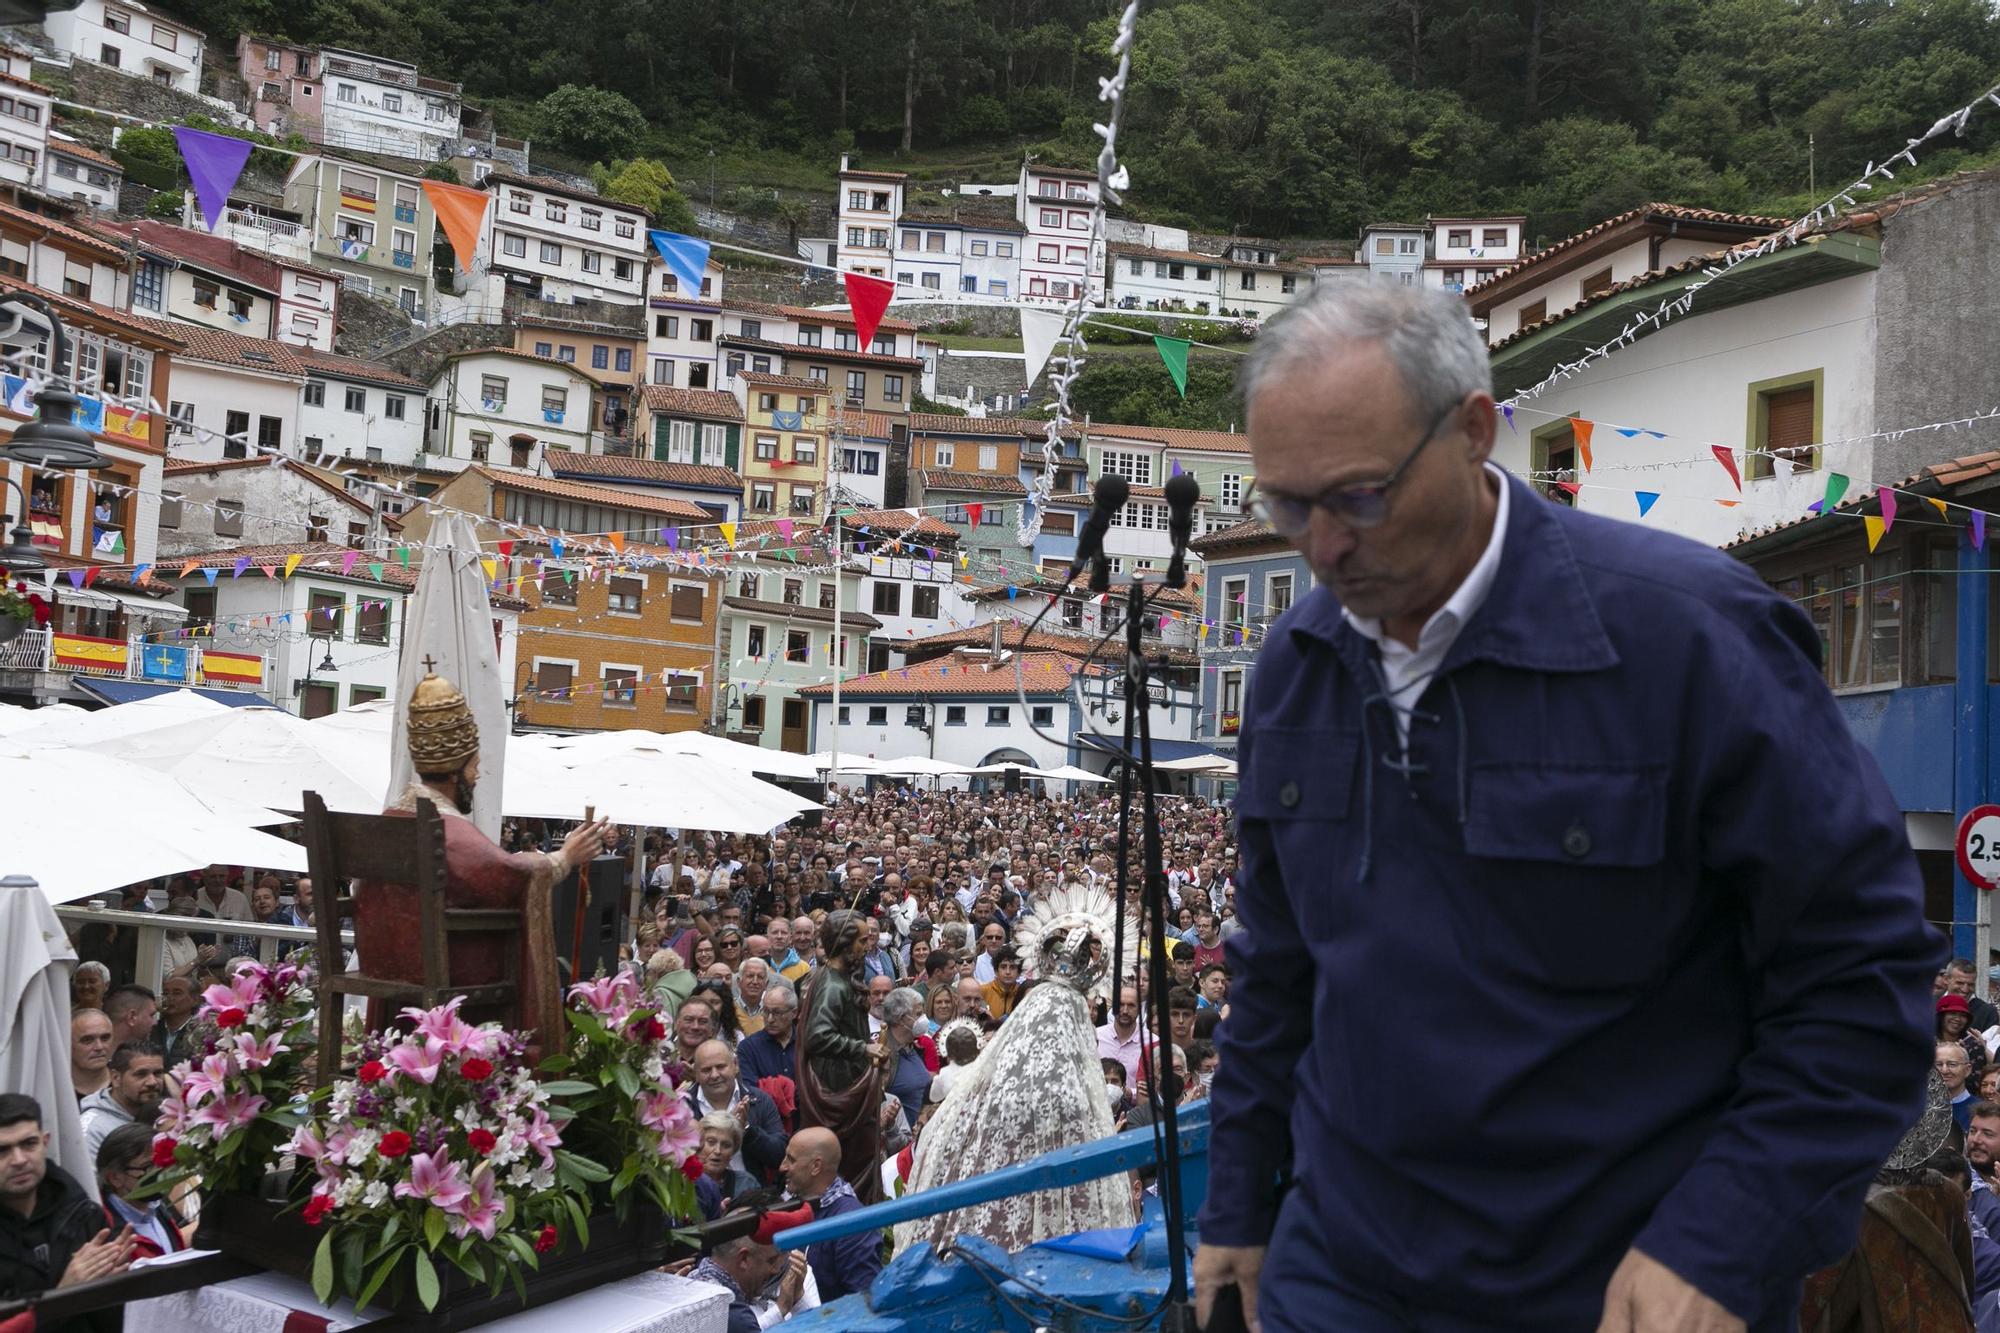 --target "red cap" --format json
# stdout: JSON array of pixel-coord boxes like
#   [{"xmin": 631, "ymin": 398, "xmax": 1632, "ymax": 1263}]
[
  {"xmin": 1939, "ymin": 993, "xmax": 1972, "ymax": 1015},
  {"xmin": 753, "ymin": 1204, "xmax": 816, "ymax": 1246}
]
